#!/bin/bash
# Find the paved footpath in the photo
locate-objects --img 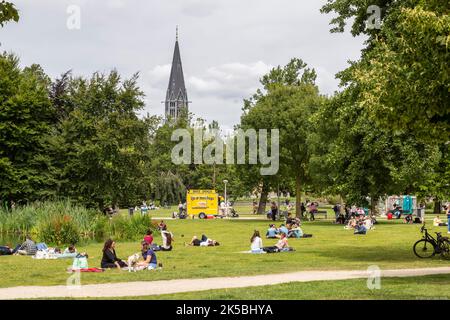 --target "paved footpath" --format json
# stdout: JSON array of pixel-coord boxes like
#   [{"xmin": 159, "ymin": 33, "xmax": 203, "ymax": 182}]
[{"xmin": 1, "ymin": 267, "xmax": 449, "ymax": 299}]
